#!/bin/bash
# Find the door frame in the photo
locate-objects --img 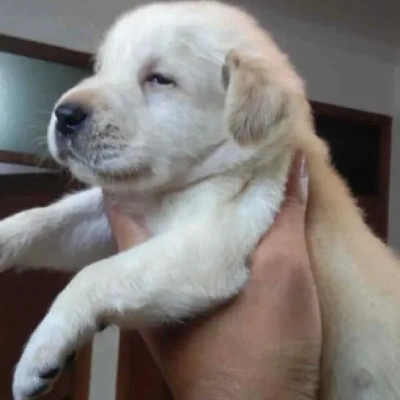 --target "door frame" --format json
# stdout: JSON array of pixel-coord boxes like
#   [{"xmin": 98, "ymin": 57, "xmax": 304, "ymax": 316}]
[{"xmin": 0, "ymin": 34, "xmax": 92, "ymax": 69}]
